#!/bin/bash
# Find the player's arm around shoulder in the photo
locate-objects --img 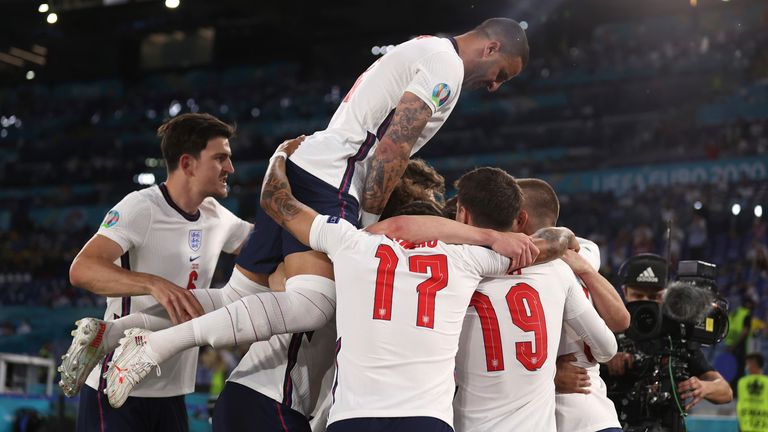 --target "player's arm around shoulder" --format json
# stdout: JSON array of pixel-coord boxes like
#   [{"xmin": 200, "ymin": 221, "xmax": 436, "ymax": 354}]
[
  {"xmin": 369, "ymin": 215, "xmax": 539, "ymax": 268},
  {"xmin": 530, "ymin": 227, "xmax": 579, "ymax": 264},
  {"xmin": 360, "ymin": 91, "xmax": 432, "ymax": 223},
  {"xmin": 561, "ymin": 249, "xmax": 630, "ymax": 332},
  {"xmin": 259, "ymin": 136, "xmax": 319, "ymax": 246}
]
